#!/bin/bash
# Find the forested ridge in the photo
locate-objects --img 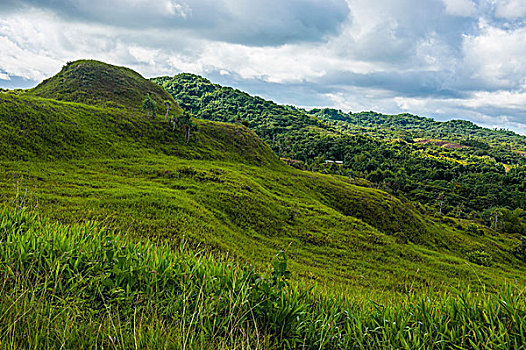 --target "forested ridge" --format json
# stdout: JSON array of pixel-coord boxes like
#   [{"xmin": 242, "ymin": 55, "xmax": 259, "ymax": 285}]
[{"xmin": 154, "ymin": 74, "xmax": 526, "ymax": 233}]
